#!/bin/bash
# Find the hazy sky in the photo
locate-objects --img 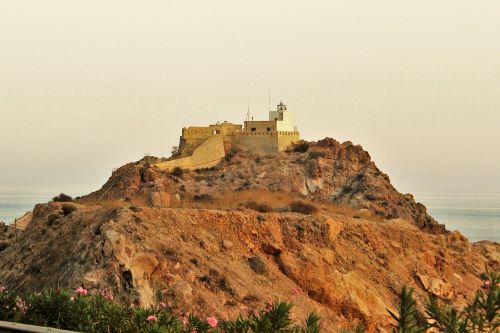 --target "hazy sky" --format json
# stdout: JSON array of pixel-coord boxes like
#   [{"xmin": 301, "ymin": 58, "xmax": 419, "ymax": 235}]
[{"xmin": 1, "ymin": 1, "xmax": 499, "ymax": 197}]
